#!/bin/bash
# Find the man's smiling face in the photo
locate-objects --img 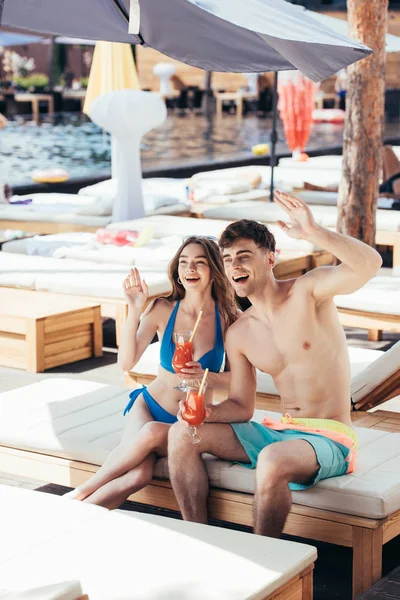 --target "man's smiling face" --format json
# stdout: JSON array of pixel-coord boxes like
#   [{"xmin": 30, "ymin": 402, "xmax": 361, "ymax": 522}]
[{"xmin": 222, "ymin": 239, "xmax": 274, "ymax": 297}]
